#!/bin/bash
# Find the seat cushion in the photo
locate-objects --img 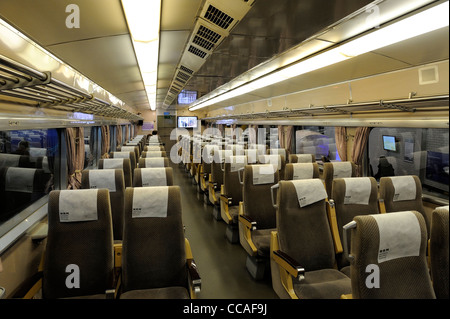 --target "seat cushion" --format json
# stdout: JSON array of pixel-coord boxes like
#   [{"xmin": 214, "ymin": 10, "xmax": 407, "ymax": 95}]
[
  {"xmin": 228, "ymin": 206, "xmax": 240, "ymax": 223},
  {"xmin": 251, "ymin": 228, "xmax": 275, "ymax": 257},
  {"xmin": 293, "ymin": 269, "xmax": 351, "ymax": 299},
  {"xmin": 120, "ymin": 287, "xmax": 190, "ymax": 299}
]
